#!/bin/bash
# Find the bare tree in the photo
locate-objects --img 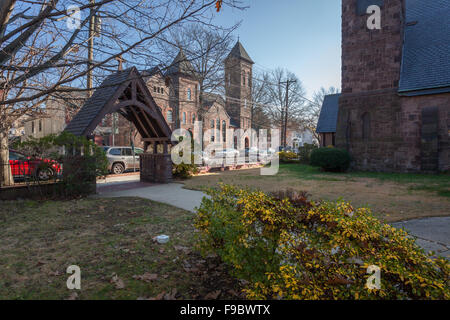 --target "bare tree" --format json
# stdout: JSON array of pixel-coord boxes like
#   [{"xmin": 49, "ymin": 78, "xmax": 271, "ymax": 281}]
[
  {"xmin": 0, "ymin": 0, "xmax": 244, "ymax": 186},
  {"xmin": 250, "ymin": 70, "xmax": 271, "ymax": 131},
  {"xmin": 265, "ymin": 68, "xmax": 307, "ymax": 146}
]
